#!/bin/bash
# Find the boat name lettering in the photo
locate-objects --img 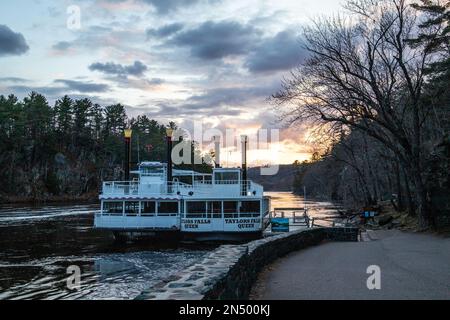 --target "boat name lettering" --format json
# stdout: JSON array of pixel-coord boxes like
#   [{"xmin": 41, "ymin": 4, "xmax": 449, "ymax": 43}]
[
  {"xmin": 225, "ymin": 219, "xmax": 261, "ymax": 224},
  {"xmin": 182, "ymin": 219, "xmax": 211, "ymax": 224}
]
